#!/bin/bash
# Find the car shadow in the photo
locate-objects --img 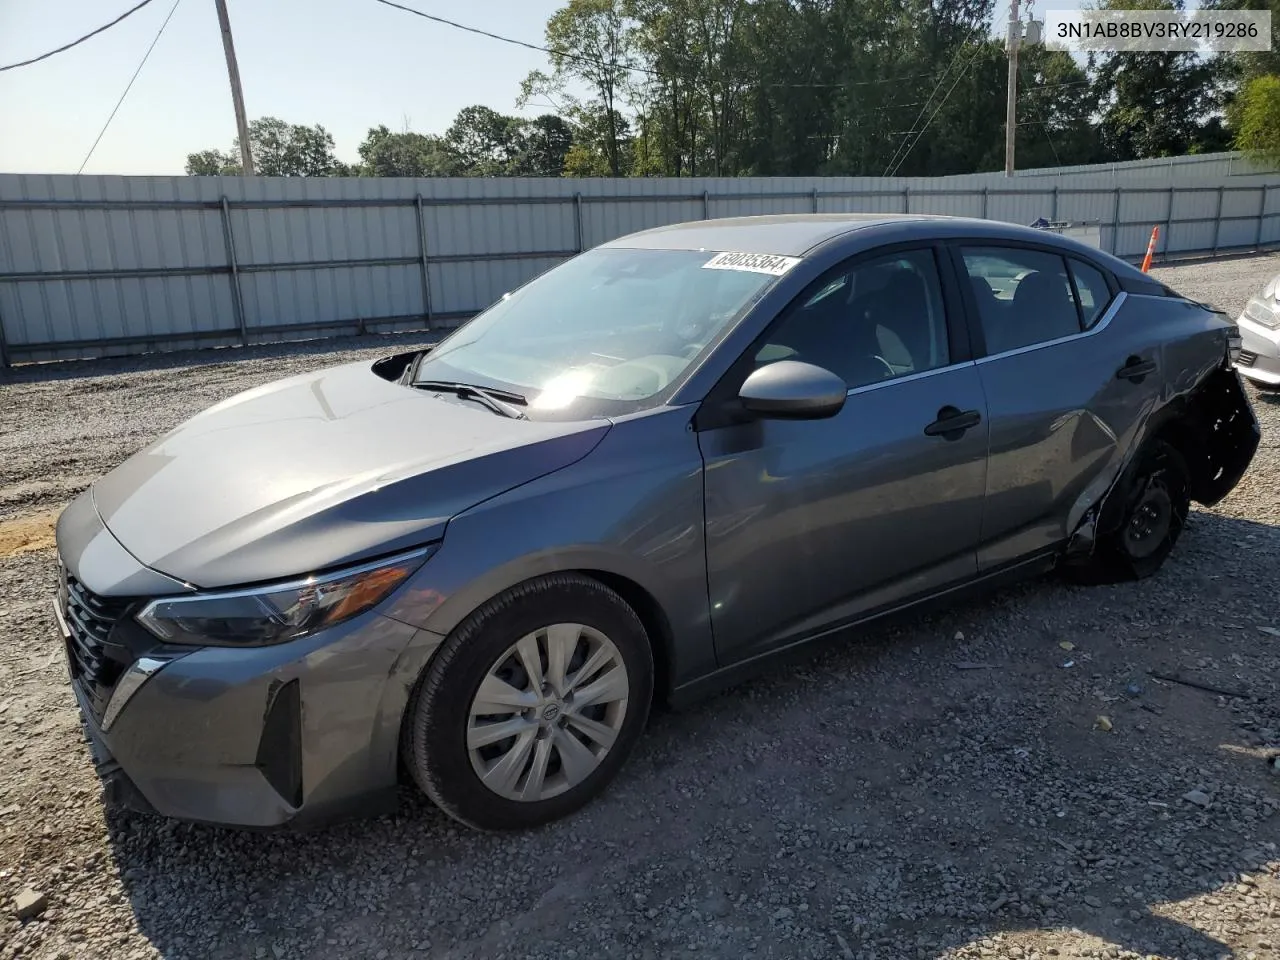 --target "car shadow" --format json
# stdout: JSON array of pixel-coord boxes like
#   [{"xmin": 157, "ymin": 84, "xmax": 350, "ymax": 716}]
[{"xmin": 101, "ymin": 507, "xmax": 1279, "ymax": 959}]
